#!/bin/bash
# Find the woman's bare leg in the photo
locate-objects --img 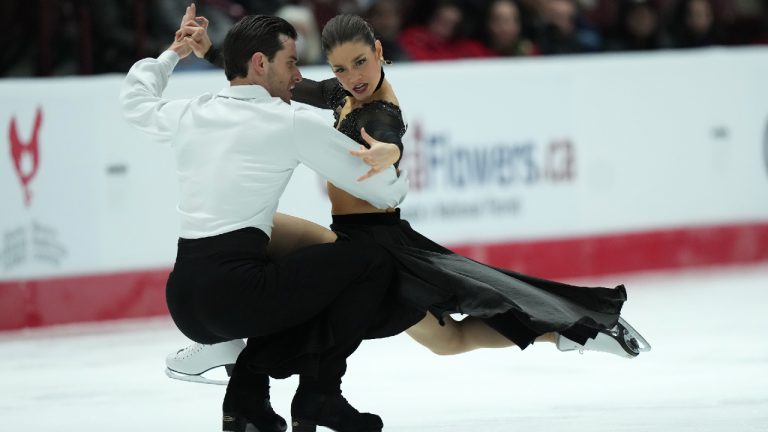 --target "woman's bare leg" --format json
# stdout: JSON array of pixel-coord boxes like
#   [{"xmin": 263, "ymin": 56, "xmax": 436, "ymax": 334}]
[
  {"xmin": 406, "ymin": 314, "xmax": 555, "ymax": 355},
  {"xmin": 267, "ymin": 213, "xmax": 337, "ymax": 259},
  {"xmin": 266, "ymin": 213, "xmax": 560, "ymax": 356}
]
